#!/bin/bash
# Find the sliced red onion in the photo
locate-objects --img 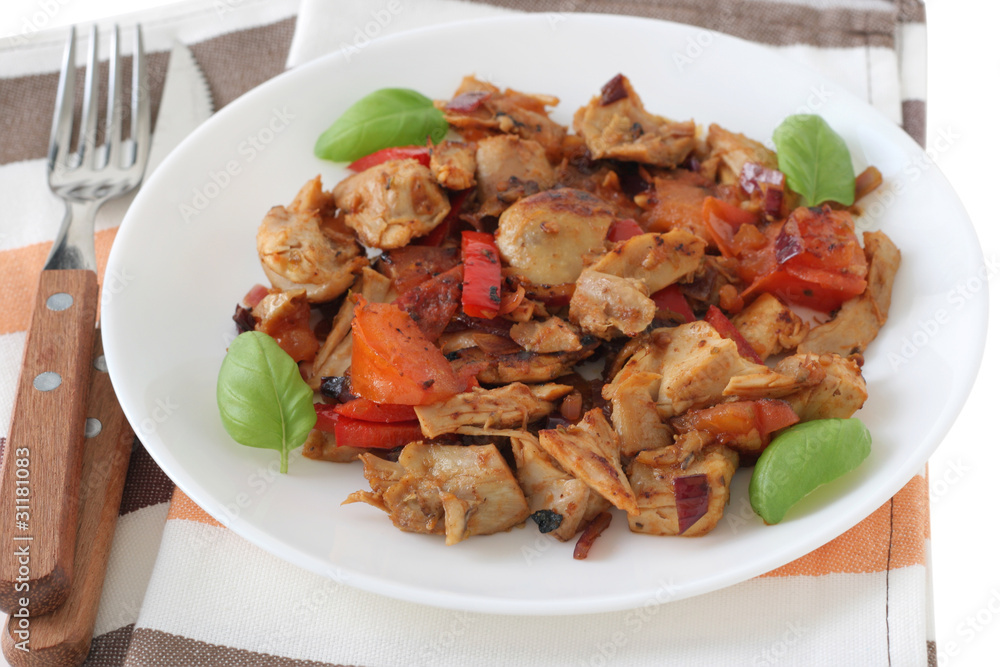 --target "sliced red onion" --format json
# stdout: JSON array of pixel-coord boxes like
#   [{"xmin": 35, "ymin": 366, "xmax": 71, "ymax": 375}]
[
  {"xmin": 444, "ymin": 91, "xmax": 491, "ymax": 113},
  {"xmin": 599, "ymin": 74, "xmax": 628, "ymax": 106},
  {"xmin": 762, "ymin": 184, "xmax": 784, "ymax": 219},
  {"xmin": 675, "ymin": 474, "xmax": 709, "ymax": 535},
  {"xmin": 739, "ymin": 162, "xmax": 785, "ymax": 195},
  {"xmin": 774, "ymin": 220, "xmax": 803, "ymax": 265}
]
